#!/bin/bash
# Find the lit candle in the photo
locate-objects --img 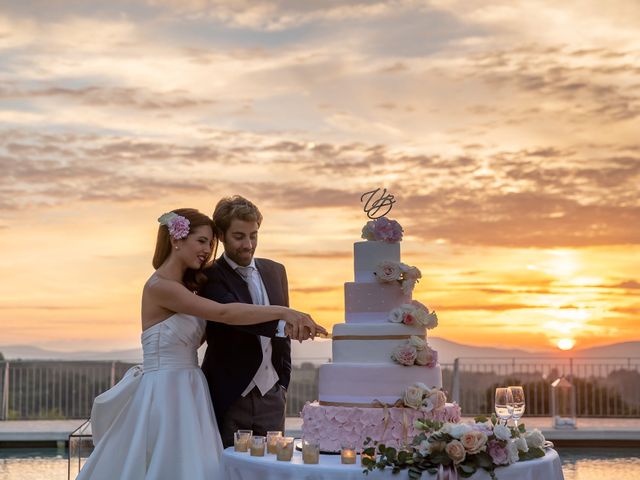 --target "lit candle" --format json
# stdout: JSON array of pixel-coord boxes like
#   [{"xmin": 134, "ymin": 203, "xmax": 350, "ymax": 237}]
[
  {"xmin": 266, "ymin": 431, "xmax": 283, "ymax": 454},
  {"xmin": 341, "ymin": 444, "xmax": 357, "ymax": 464},
  {"xmin": 302, "ymin": 439, "xmax": 320, "ymax": 464},
  {"xmin": 276, "ymin": 436, "xmax": 294, "ymax": 461},
  {"xmin": 250, "ymin": 435, "xmax": 265, "ymax": 457},
  {"xmin": 233, "ymin": 430, "xmax": 252, "ymax": 452}
]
